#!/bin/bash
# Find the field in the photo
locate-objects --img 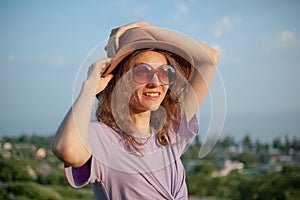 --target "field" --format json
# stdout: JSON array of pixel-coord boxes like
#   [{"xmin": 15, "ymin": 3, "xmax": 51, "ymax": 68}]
[{"xmin": 1, "ymin": 134, "xmax": 300, "ymax": 199}]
